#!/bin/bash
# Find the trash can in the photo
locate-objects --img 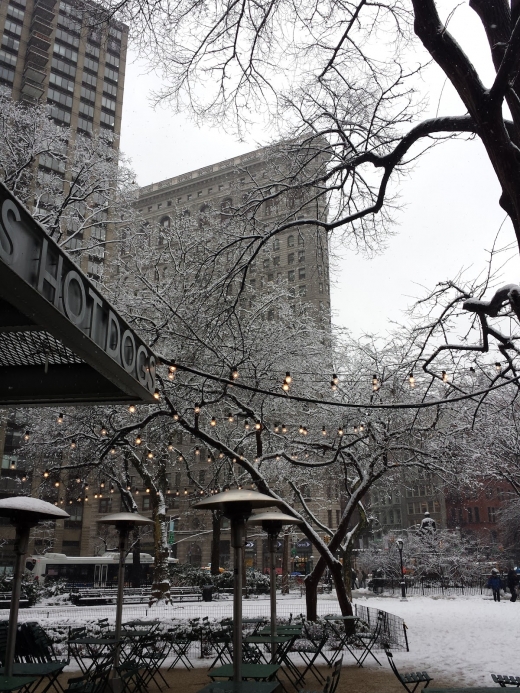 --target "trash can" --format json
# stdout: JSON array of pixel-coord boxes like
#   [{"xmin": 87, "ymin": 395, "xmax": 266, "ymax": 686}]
[{"xmin": 202, "ymin": 585, "xmax": 213, "ymax": 602}]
